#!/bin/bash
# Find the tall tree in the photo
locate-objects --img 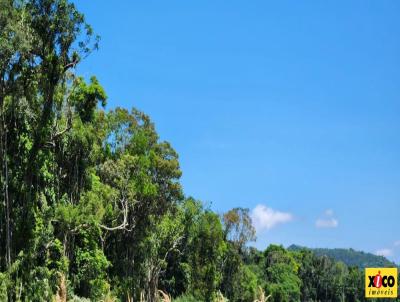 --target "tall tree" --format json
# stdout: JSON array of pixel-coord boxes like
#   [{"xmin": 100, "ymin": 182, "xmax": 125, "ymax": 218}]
[
  {"xmin": 223, "ymin": 207, "xmax": 256, "ymax": 252},
  {"xmin": 263, "ymin": 245, "xmax": 301, "ymax": 302}
]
